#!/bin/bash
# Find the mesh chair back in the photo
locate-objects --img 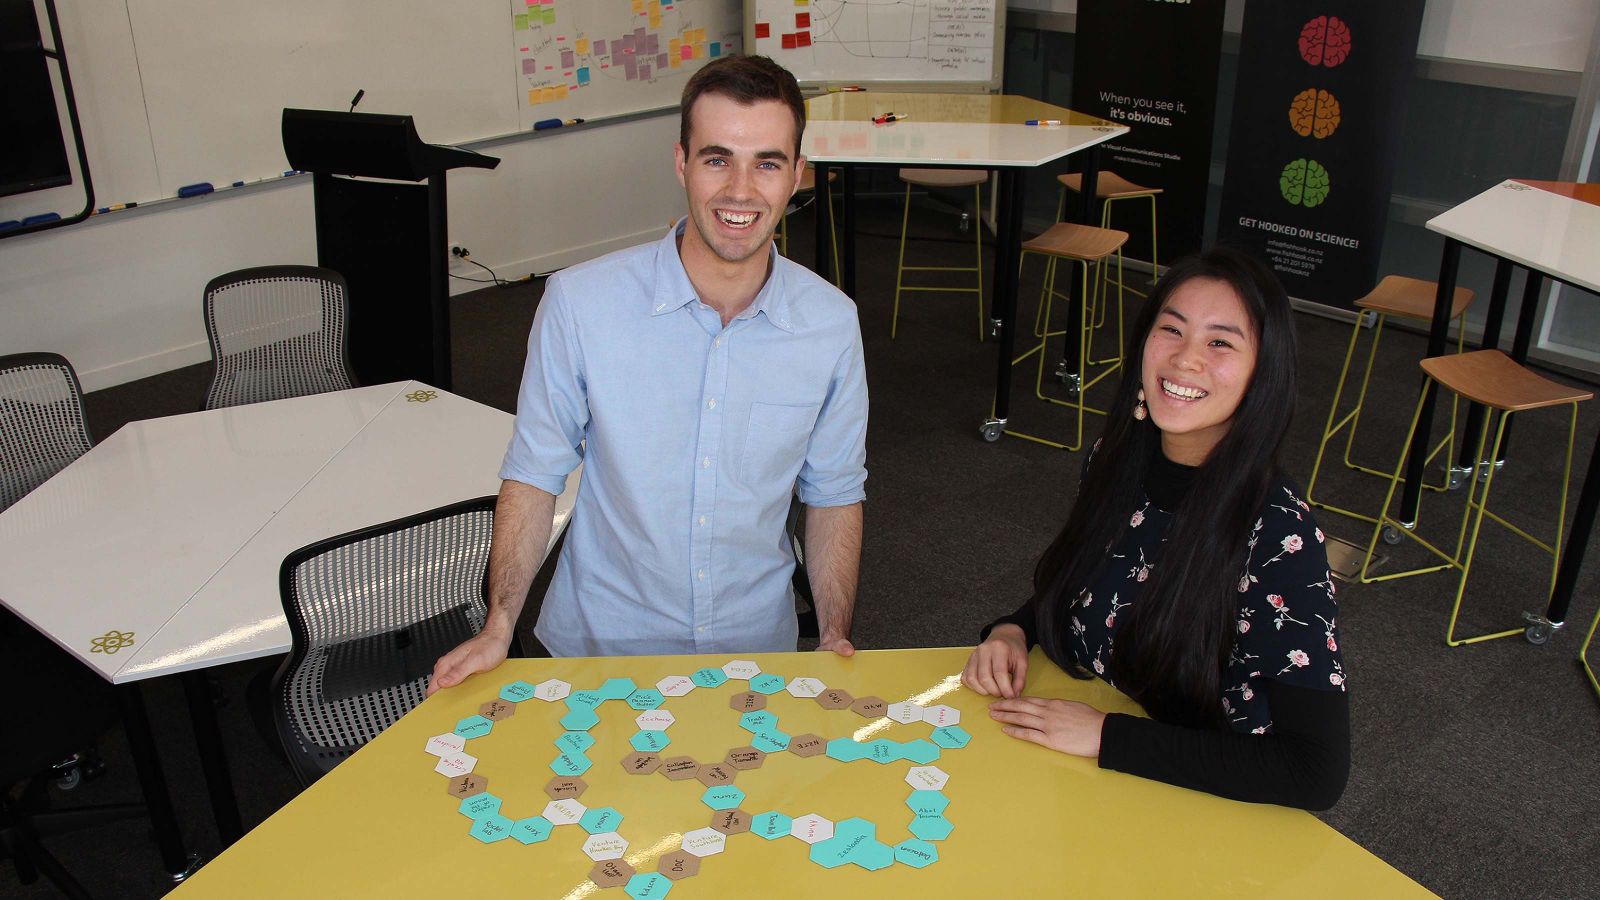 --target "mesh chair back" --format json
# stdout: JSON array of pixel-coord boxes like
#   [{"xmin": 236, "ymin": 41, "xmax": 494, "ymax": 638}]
[
  {"xmin": 271, "ymin": 496, "xmax": 496, "ymax": 787},
  {"xmin": 202, "ymin": 265, "xmax": 356, "ymax": 410},
  {"xmin": 0, "ymin": 353, "xmax": 93, "ymax": 513}
]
